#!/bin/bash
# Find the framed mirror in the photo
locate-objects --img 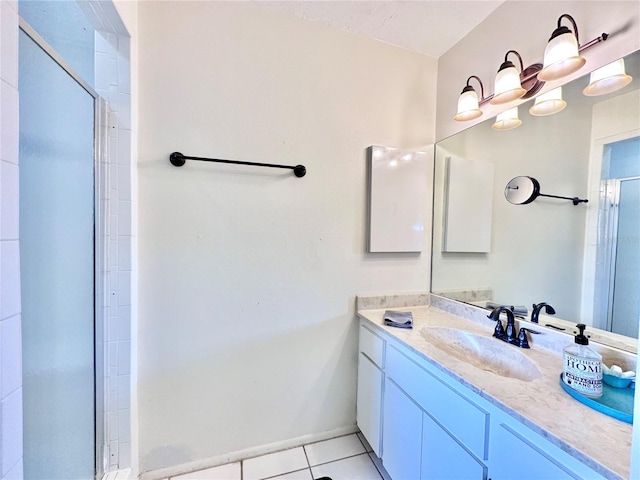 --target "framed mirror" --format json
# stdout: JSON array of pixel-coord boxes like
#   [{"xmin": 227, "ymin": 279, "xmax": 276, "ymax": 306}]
[{"xmin": 432, "ymin": 49, "xmax": 640, "ymax": 352}]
